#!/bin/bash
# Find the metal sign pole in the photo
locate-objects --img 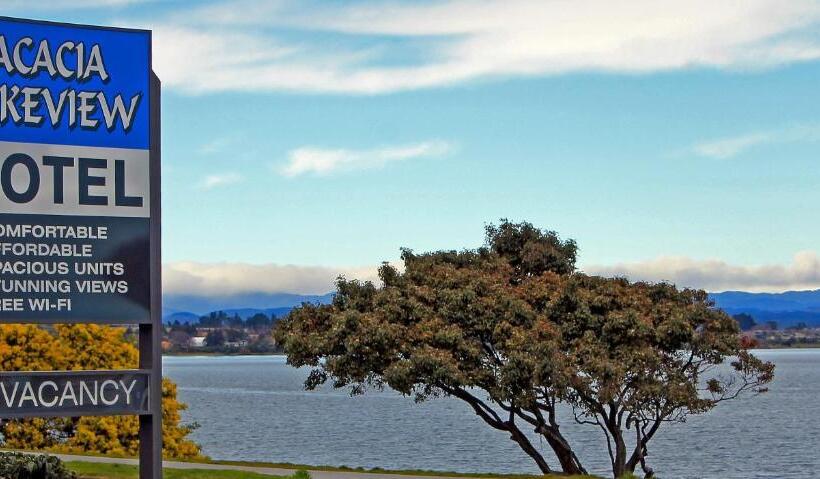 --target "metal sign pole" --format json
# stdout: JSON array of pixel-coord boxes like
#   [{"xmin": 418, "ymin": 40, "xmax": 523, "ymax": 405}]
[{"xmin": 139, "ymin": 71, "xmax": 163, "ymax": 479}]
